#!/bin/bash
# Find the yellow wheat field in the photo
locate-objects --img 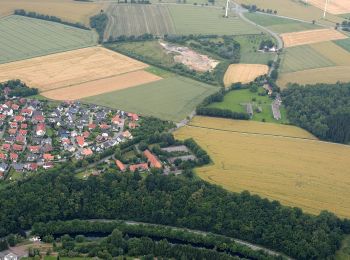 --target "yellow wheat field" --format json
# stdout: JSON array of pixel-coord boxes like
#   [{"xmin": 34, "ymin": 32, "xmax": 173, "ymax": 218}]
[
  {"xmin": 175, "ymin": 116, "xmax": 350, "ymax": 218},
  {"xmin": 0, "ymin": 47, "xmax": 150, "ymax": 92},
  {"xmin": 308, "ymin": 0, "xmax": 350, "ymax": 14},
  {"xmin": 0, "ymin": 0, "xmax": 104, "ymax": 25},
  {"xmin": 223, "ymin": 64, "xmax": 269, "ymax": 87},
  {"xmin": 310, "ymin": 41, "xmax": 350, "ymax": 66},
  {"xmin": 281, "ymin": 29, "xmax": 347, "ymax": 47},
  {"xmin": 277, "ymin": 66, "xmax": 350, "ymax": 88}
]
